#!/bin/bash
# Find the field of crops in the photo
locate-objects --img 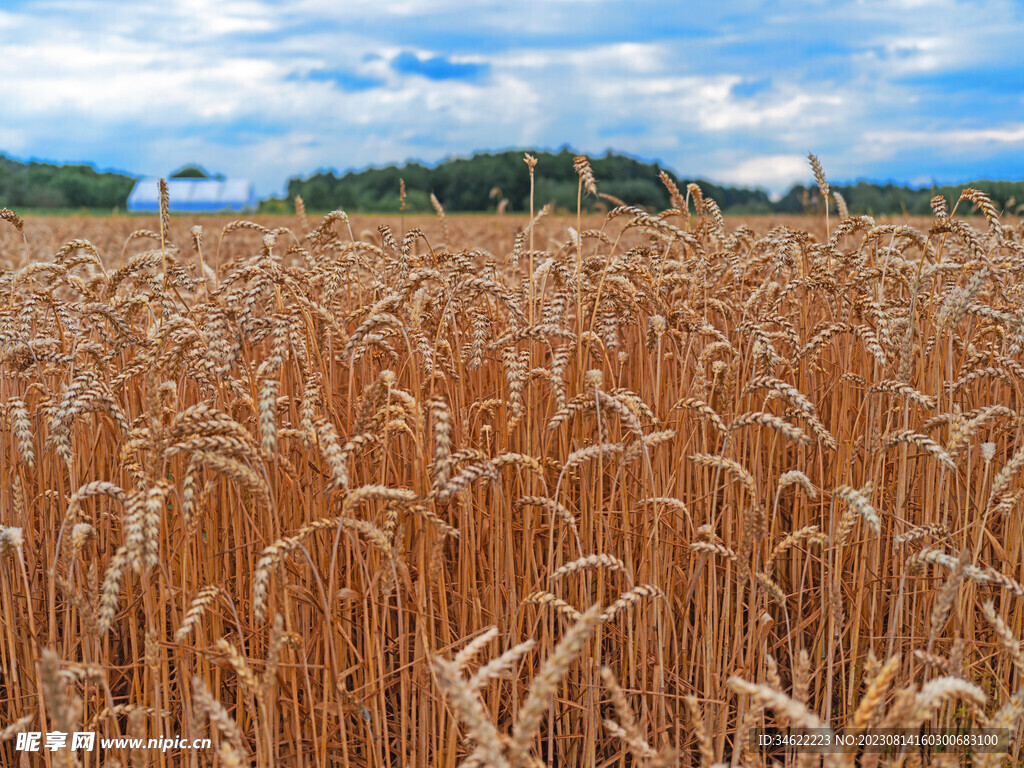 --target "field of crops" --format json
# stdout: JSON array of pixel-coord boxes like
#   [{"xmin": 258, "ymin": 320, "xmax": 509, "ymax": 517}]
[{"xmin": 3, "ymin": 164, "xmax": 1024, "ymax": 767}]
